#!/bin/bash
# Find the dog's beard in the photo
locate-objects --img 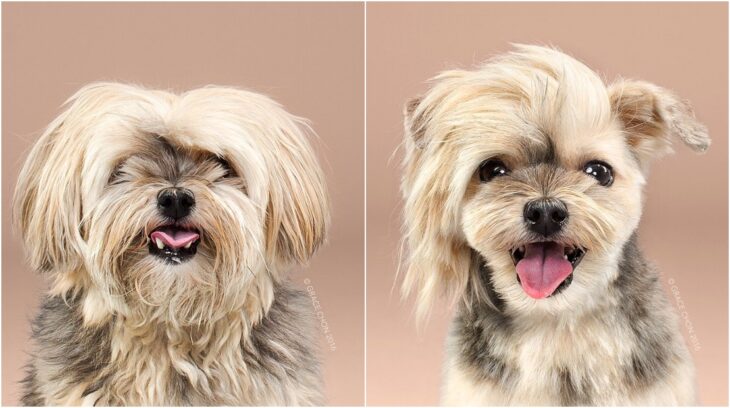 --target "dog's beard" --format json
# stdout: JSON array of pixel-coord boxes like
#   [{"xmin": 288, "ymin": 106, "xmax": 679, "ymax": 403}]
[
  {"xmin": 84, "ymin": 184, "xmax": 267, "ymax": 326},
  {"xmin": 121, "ymin": 251, "xmax": 254, "ymax": 326}
]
